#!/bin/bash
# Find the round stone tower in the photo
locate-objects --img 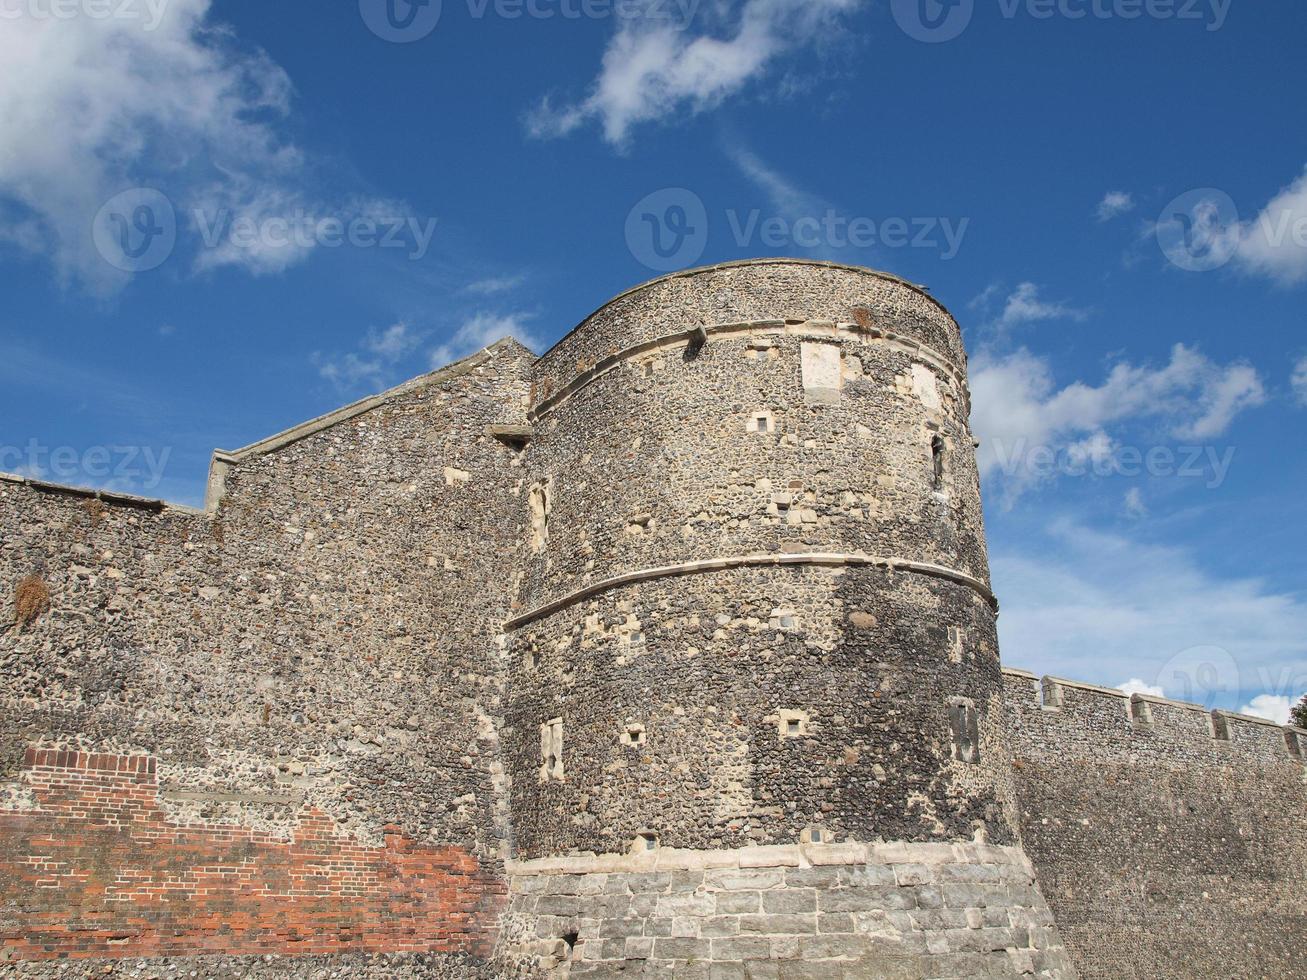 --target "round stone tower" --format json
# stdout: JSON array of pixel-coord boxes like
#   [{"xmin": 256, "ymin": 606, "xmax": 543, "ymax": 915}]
[{"xmin": 499, "ymin": 260, "xmax": 1073, "ymax": 978}]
